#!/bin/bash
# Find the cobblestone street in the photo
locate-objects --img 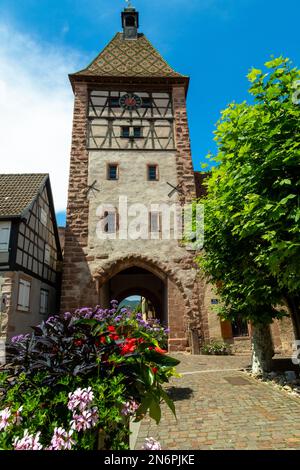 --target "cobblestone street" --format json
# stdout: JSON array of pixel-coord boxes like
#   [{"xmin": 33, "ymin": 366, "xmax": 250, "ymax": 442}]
[{"xmin": 134, "ymin": 355, "xmax": 300, "ymax": 450}]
